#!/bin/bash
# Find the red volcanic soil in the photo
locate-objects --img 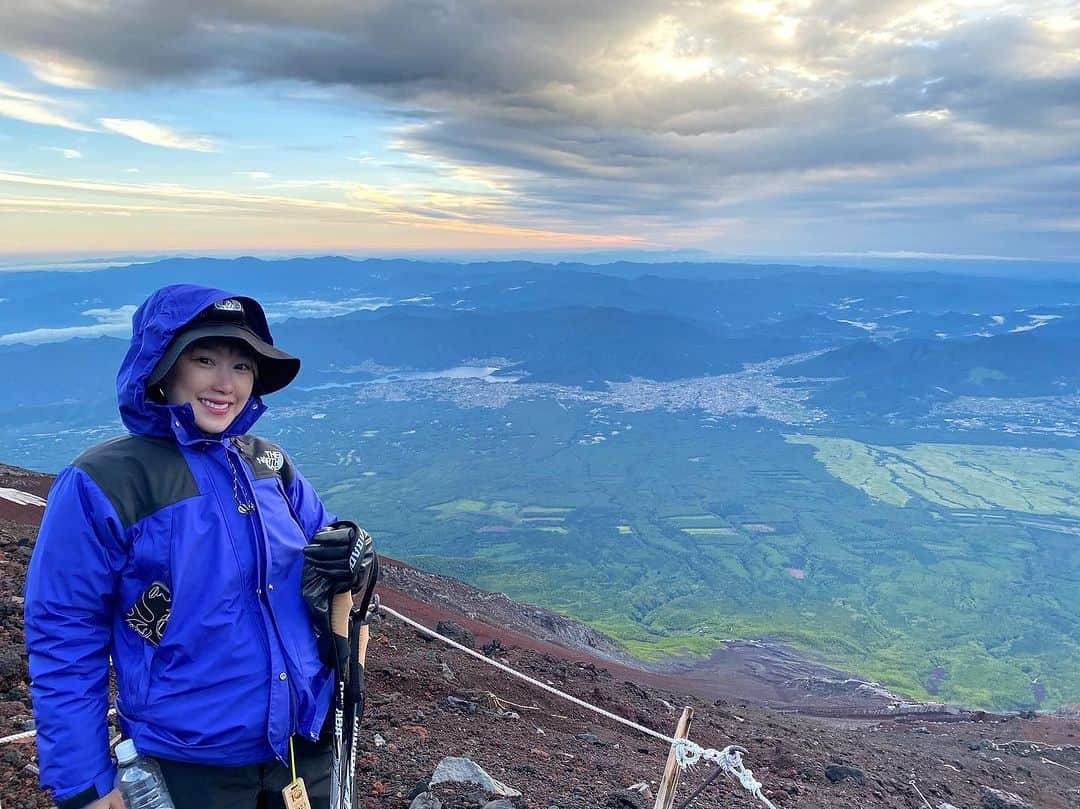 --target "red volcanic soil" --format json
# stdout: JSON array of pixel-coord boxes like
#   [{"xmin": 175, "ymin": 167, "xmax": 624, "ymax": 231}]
[
  {"xmin": 1, "ymin": 464, "xmax": 1078, "ymax": 808},
  {"xmin": 0, "ymin": 465, "xmax": 49, "ymax": 525}
]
